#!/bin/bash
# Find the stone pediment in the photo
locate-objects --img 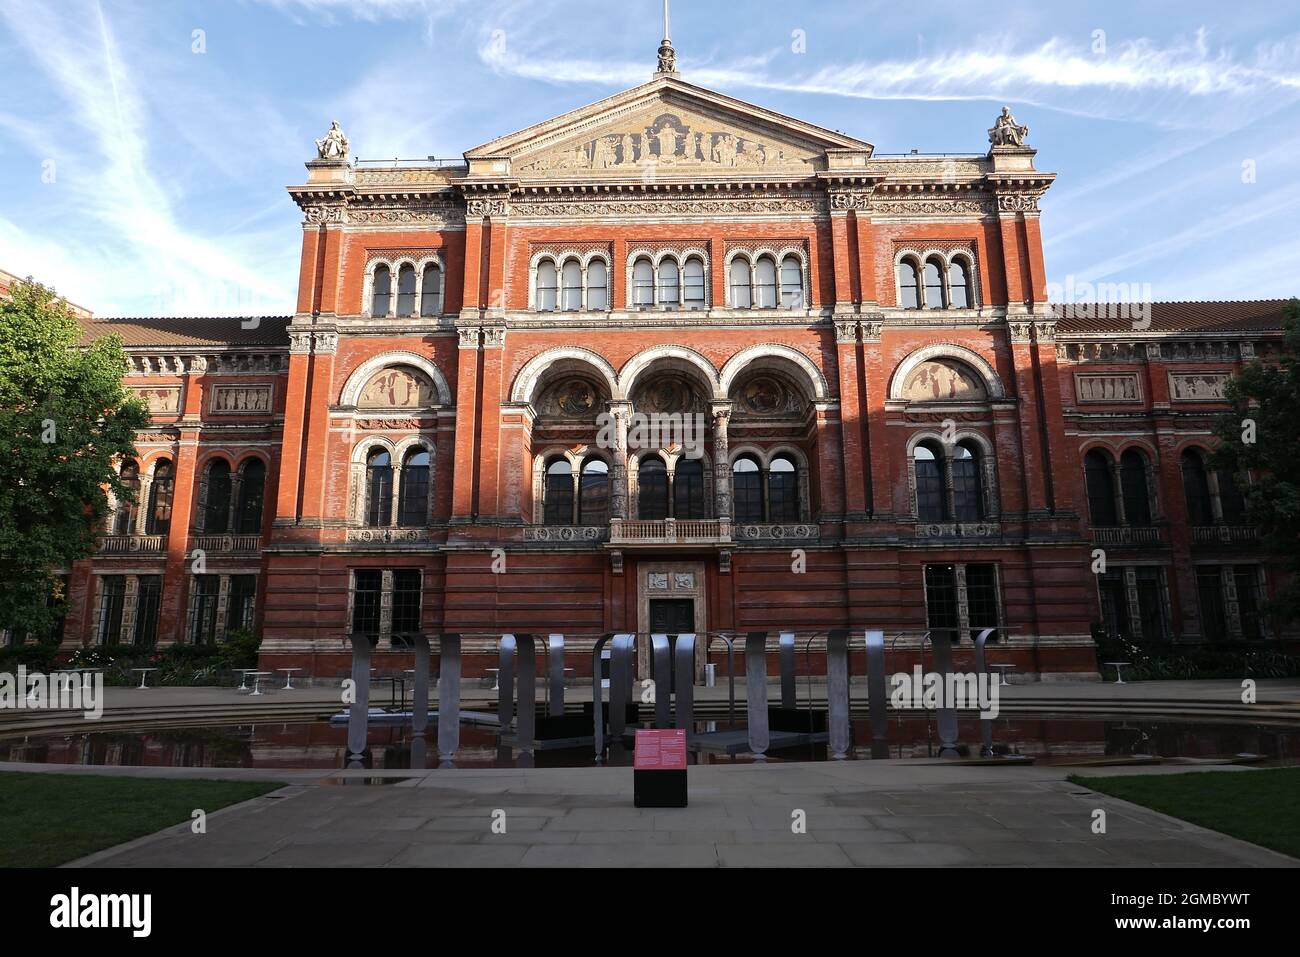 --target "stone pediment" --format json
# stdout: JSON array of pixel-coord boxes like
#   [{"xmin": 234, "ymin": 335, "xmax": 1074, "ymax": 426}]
[{"xmin": 465, "ymin": 76, "xmax": 872, "ymax": 181}]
